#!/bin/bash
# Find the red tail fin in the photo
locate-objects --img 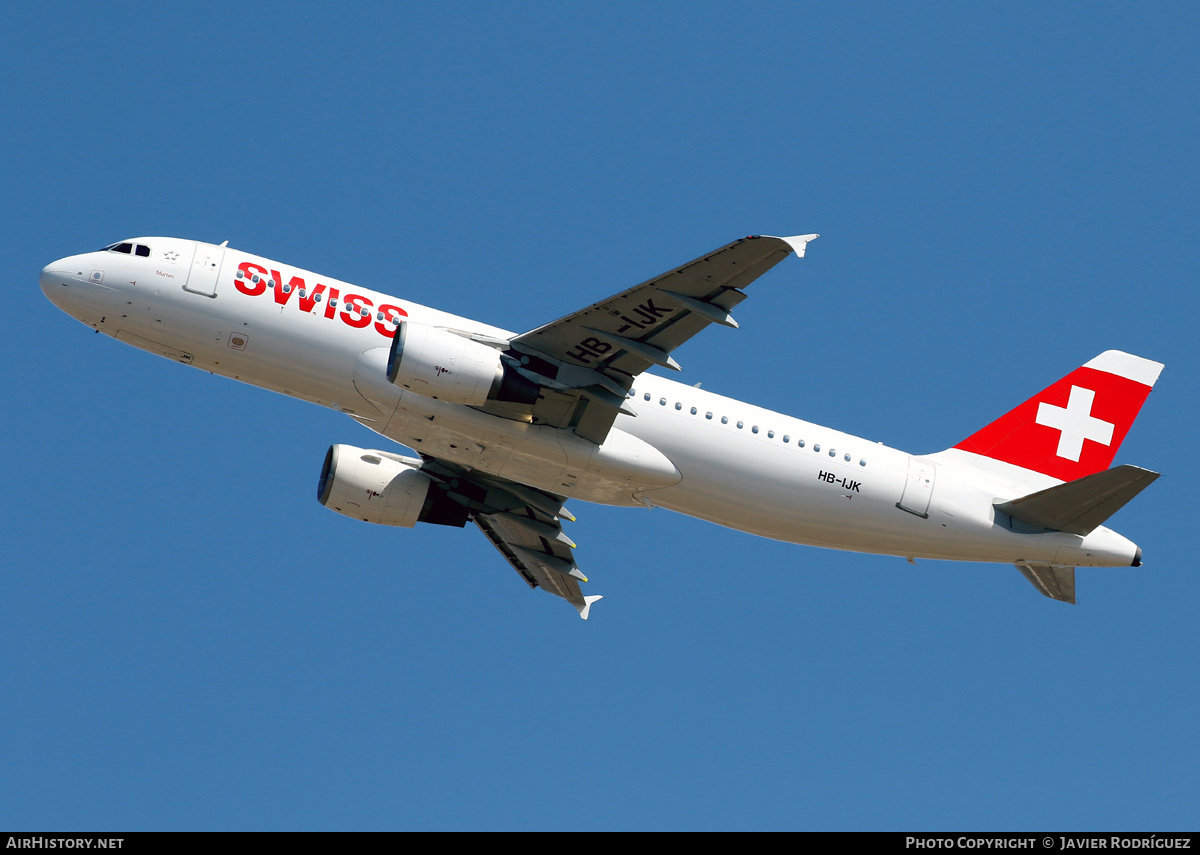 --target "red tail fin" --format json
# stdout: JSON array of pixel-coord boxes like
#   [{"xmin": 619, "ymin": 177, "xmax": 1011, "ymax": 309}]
[{"xmin": 954, "ymin": 351, "xmax": 1163, "ymax": 481}]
